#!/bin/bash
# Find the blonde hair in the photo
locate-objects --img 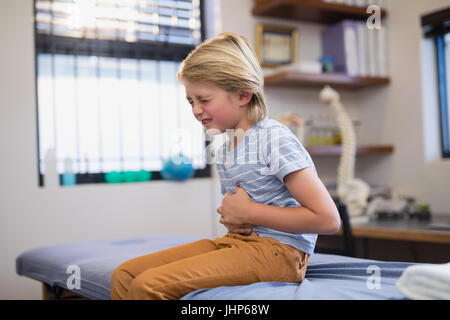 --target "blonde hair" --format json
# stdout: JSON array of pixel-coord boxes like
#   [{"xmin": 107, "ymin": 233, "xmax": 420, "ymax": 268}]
[{"xmin": 177, "ymin": 32, "xmax": 267, "ymax": 123}]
